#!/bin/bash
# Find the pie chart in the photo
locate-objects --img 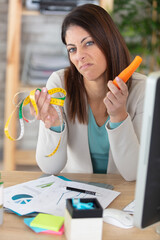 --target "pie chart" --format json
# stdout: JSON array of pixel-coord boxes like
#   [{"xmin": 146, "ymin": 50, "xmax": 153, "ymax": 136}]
[{"xmin": 12, "ymin": 194, "xmax": 33, "ymax": 204}]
